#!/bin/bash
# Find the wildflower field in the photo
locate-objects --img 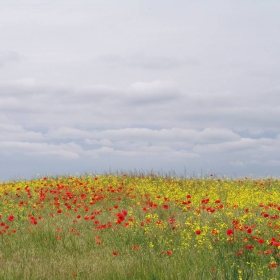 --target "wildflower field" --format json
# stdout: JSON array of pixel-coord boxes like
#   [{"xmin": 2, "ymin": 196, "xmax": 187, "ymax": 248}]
[{"xmin": 0, "ymin": 173, "xmax": 280, "ymax": 280}]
